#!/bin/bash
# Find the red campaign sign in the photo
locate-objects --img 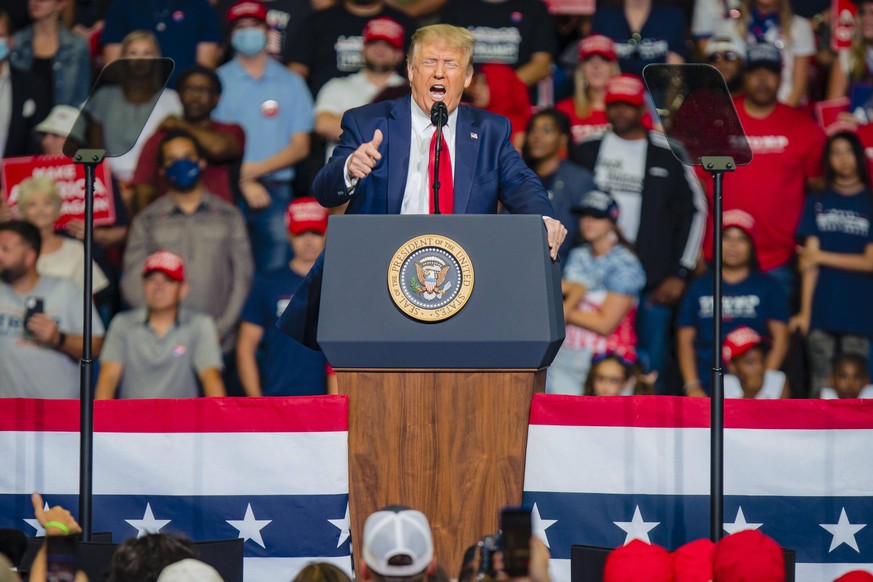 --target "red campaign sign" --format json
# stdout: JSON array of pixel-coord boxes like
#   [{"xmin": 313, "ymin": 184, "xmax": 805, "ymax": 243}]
[
  {"xmin": 0, "ymin": 155, "xmax": 116, "ymax": 228},
  {"xmin": 832, "ymin": 0, "xmax": 856, "ymax": 52},
  {"xmin": 542, "ymin": 0, "xmax": 595, "ymax": 15}
]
